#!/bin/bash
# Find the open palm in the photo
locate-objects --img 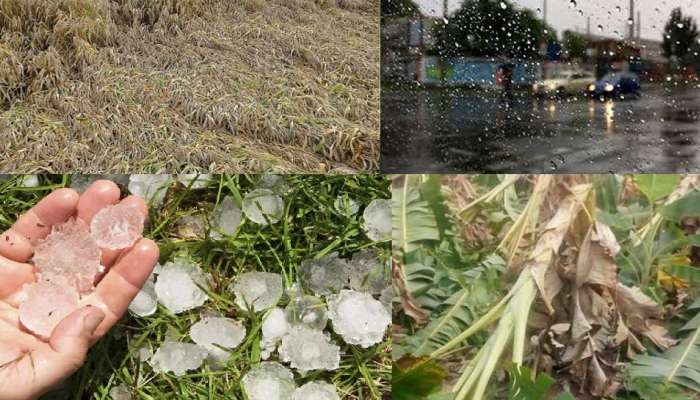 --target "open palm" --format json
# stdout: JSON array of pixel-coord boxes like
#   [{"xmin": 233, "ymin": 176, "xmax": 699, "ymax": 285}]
[{"xmin": 0, "ymin": 180, "xmax": 159, "ymax": 400}]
